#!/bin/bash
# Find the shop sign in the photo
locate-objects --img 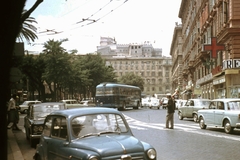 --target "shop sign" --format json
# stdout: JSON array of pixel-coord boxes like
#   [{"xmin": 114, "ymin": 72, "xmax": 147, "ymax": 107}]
[
  {"xmin": 222, "ymin": 59, "xmax": 240, "ymax": 70},
  {"xmin": 196, "ymin": 73, "xmax": 213, "ymax": 84},
  {"xmin": 213, "ymin": 77, "xmax": 225, "ymax": 85}
]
